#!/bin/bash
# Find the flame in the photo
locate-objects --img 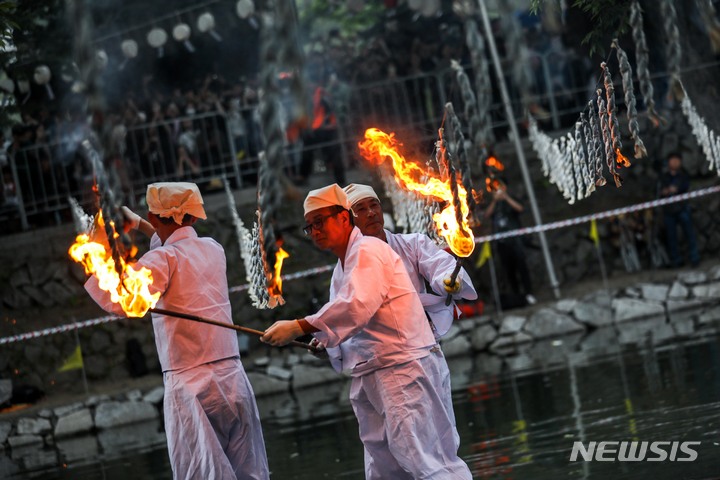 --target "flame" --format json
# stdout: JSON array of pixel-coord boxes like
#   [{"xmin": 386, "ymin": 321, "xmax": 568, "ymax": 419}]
[
  {"xmin": 615, "ymin": 149, "xmax": 631, "ymax": 168},
  {"xmin": 358, "ymin": 128, "xmax": 475, "ymax": 257},
  {"xmin": 485, "ymin": 155, "xmax": 505, "ymax": 171},
  {"xmin": 268, "ymin": 247, "xmax": 289, "ymax": 297},
  {"xmin": 68, "ymin": 213, "xmax": 160, "ymax": 317}
]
